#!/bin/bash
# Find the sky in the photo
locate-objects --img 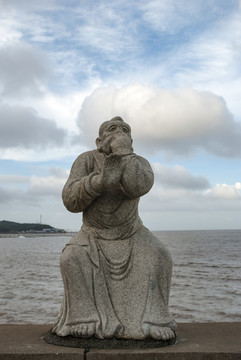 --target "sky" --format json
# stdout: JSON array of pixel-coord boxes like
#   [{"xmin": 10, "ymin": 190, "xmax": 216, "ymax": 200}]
[{"xmin": 0, "ymin": 0, "xmax": 241, "ymax": 231}]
